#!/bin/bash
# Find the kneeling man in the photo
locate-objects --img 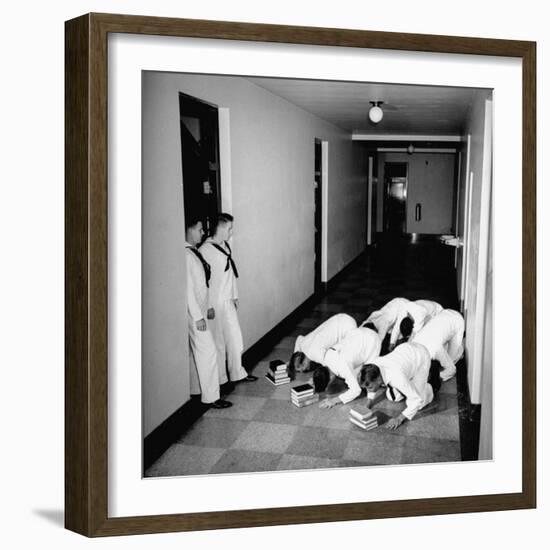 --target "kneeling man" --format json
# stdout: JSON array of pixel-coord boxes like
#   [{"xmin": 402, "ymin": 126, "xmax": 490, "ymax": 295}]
[
  {"xmin": 311, "ymin": 326, "xmax": 381, "ymax": 409},
  {"xmin": 288, "ymin": 313, "xmax": 357, "ymax": 378},
  {"xmin": 413, "ymin": 308, "xmax": 464, "ymax": 381},
  {"xmin": 359, "ymin": 342, "xmax": 439, "ymax": 429}
]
